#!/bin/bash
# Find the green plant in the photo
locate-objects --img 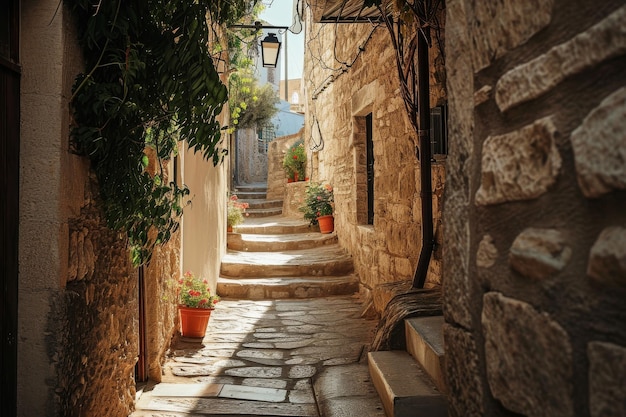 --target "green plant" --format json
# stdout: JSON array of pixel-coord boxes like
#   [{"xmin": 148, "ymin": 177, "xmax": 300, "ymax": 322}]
[
  {"xmin": 67, "ymin": 0, "xmax": 257, "ymax": 266},
  {"xmin": 300, "ymin": 182, "xmax": 334, "ymax": 225},
  {"xmin": 283, "ymin": 141, "xmax": 306, "ymax": 180},
  {"xmin": 177, "ymin": 271, "xmax": 220, "ymax": 309},
  {"xmin": 229, "ymin": 70, "xmax": 280, "ymax": 131},
  {"xmin": 227, "ymin": 194, "xmax": 249, "ymax": 228}
]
